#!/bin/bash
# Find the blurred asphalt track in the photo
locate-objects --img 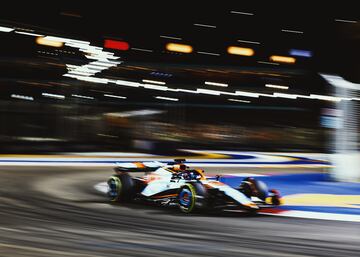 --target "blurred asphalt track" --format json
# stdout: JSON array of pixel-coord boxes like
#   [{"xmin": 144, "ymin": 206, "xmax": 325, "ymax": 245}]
[{"xmin": 0, "ymin": 166, "xmax": 359, "ymax": 257}]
